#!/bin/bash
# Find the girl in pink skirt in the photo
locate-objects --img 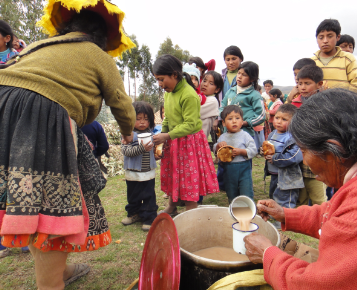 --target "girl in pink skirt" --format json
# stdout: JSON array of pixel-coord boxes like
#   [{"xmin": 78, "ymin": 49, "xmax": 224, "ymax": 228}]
[{"xmin": 153, "ymin": 55, "xmax": 219, "ymax": 215}]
